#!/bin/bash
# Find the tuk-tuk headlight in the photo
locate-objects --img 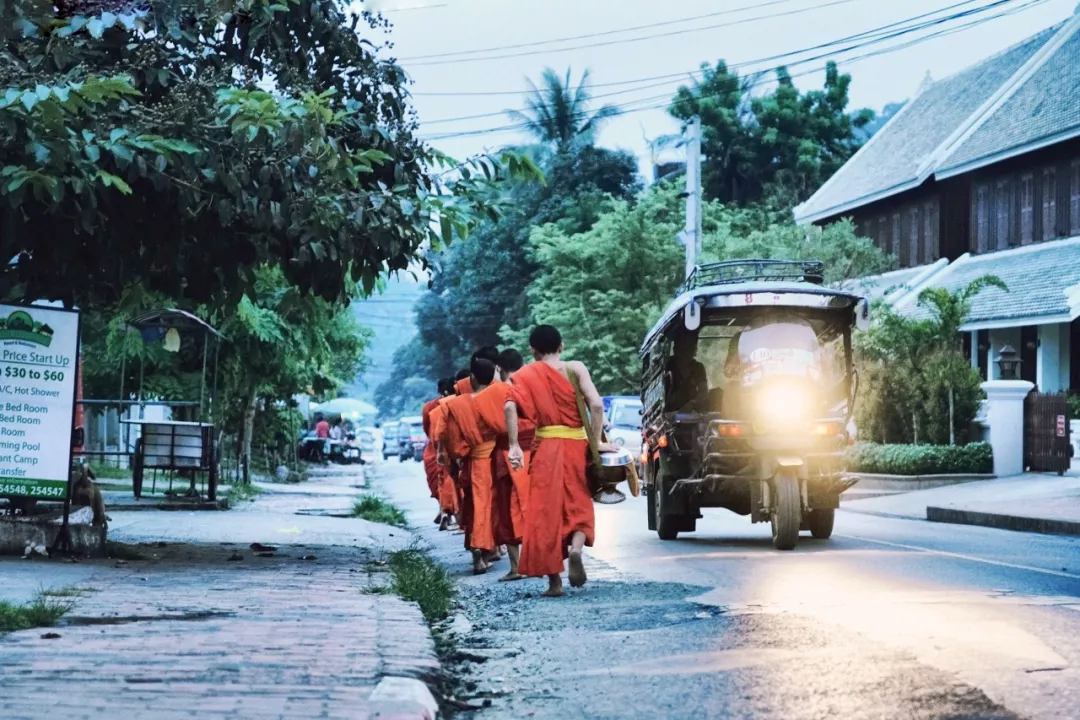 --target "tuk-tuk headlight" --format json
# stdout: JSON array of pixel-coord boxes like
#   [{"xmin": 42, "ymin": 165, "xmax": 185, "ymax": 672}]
[{"xmin": 756, "ymin": 384, "xmax": 811, "ymax": 420}]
